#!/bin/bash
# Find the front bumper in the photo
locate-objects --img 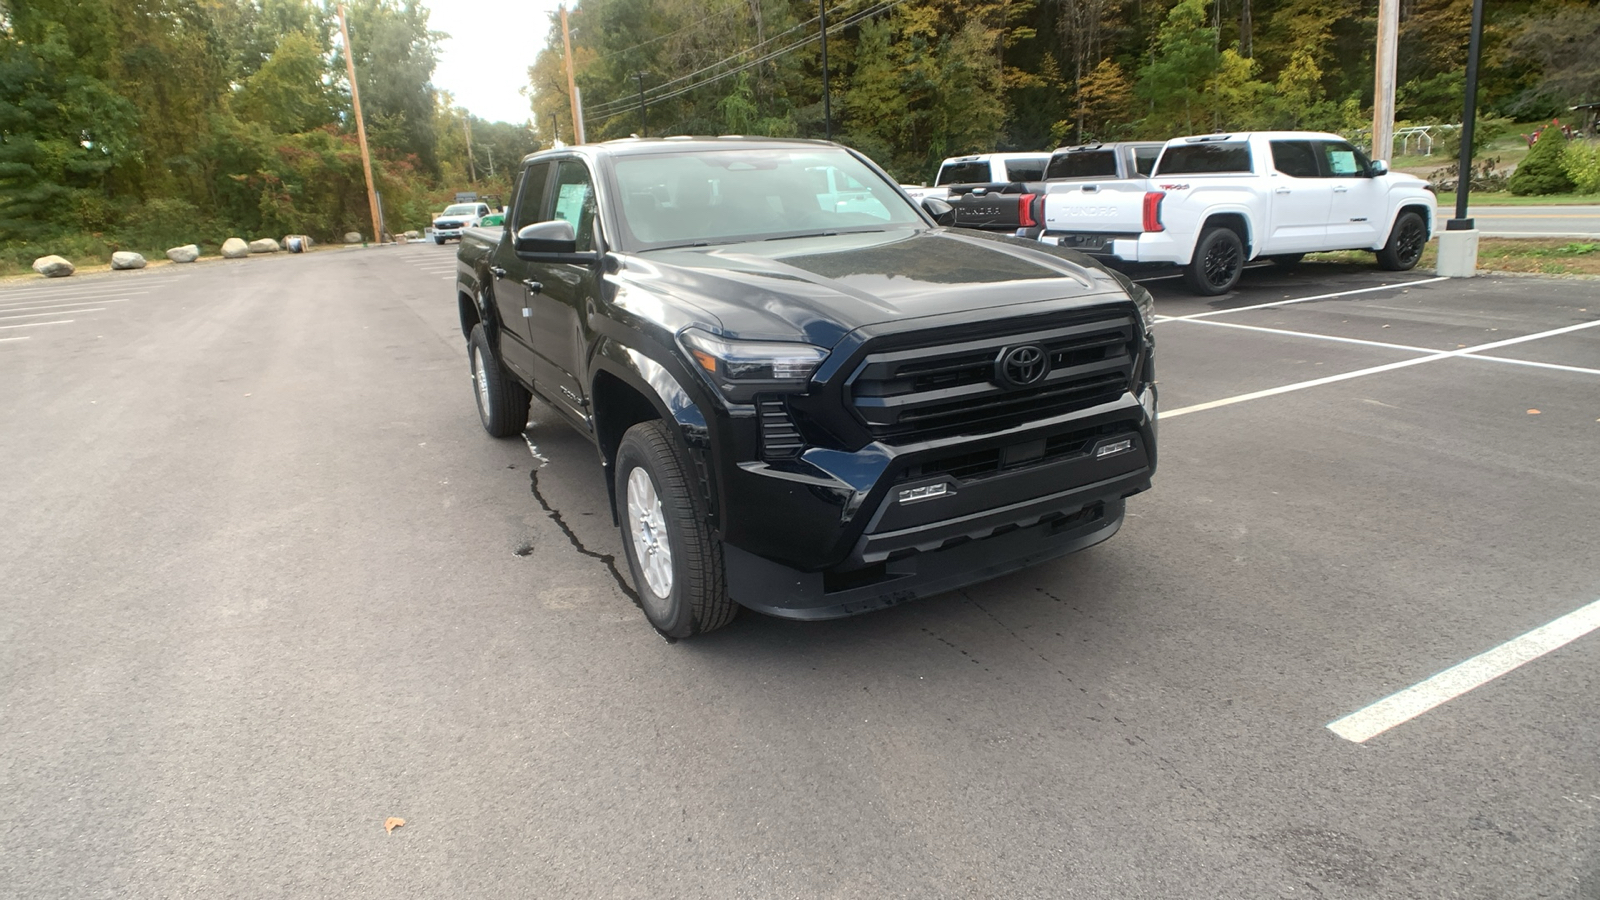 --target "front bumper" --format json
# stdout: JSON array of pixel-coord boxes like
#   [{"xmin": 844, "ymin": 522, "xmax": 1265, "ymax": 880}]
[
  {"xmin": 433, "ymin": 227, "xmax": 464, "ymax": 239},
  {"xmin": 719, "ymin": 385, "xmax": 1155, "ymax": 619}
]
